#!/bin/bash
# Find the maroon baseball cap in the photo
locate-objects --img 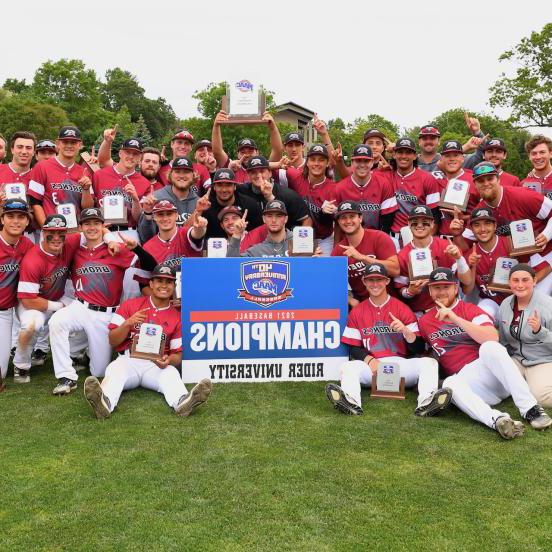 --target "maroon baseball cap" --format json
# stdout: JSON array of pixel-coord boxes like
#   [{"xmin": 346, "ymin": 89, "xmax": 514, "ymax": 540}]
[
  {"xmin": 152, "ymin": 200, "xmax": 178, "ymax": 213},
  {"xmin": 171, "ymin": 129, "xmax": 194, "ymax": 143},
  {"xmin": 218, "ymin": 205, "xmax": 243, "ymax": 221},
  {"xmin": 419, "ymin": 125, "xmax": 441, "ymax": 138}
]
